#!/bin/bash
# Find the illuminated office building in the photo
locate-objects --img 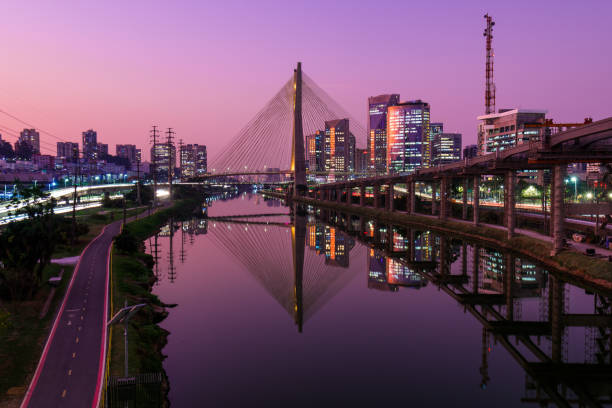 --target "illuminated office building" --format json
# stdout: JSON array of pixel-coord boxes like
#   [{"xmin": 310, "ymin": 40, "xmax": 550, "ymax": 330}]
[
  {"xmin": 429, "ymin": 123, "xmax": 443, "ymax": 167},
  {"xmin": 367, "ymin": 249, "xmax": 398, "ymax": 292},
  {"xmin": 151, "ymin": 143, "xmax": 176, "ymax": 179},
  {"xmin": 180, "ymin": 144, "xmax": 207, "ymax": 179},
  {"xmin": 306, "ymin": 131, "xmax": 325, "ymax": 172},
  {"xmin": 477, "ymin": 109, "xmax": 546, "ymax": 155},
  {"xmin": 386, "ymin": 100, "xmax": 430, "ymax": 174},
  {"xmin": 368, "ymin": 94, "xmax": 400, "ymax": 173},
  {"xmin": 324, "ymin": 119, "xmax": 352, "ymax": 172},
  {"xmin": 432, "ymin": 133, "xmax": 462, "ymax": 166}
]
